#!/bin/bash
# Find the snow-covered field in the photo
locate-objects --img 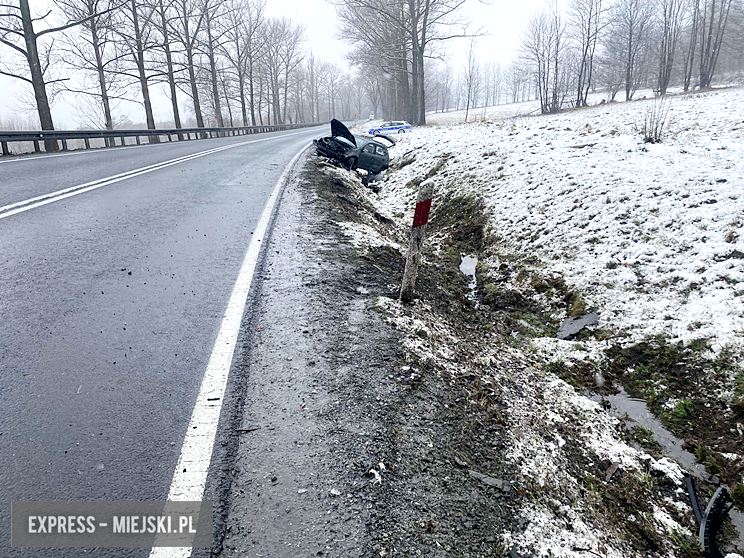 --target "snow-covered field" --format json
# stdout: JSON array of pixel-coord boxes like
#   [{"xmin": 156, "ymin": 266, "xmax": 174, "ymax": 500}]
[
  {"xmin": 386, "ymin": 86, "xmax": 744, "ymax": 355},
  {"xmin": 425, "ymin": 87, "xmax": 686, "ymax": 126}
]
